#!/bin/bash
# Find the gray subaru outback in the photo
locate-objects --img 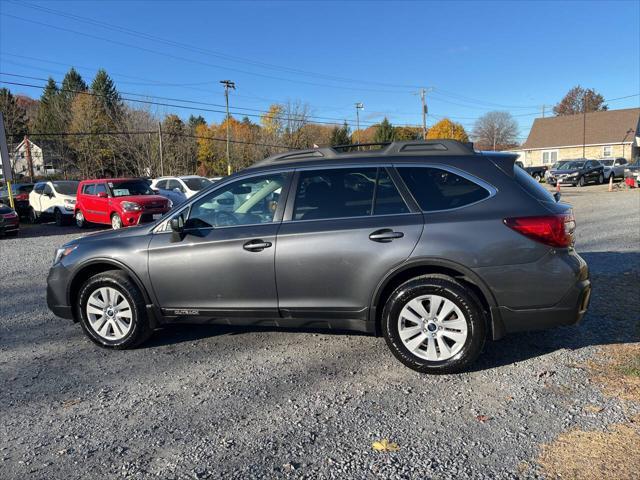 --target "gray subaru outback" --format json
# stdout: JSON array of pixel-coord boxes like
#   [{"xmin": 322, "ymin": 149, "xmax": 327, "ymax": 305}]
[{"xmin": 47, "ymin": 140, "xmax": 591, "ymax": 373}]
